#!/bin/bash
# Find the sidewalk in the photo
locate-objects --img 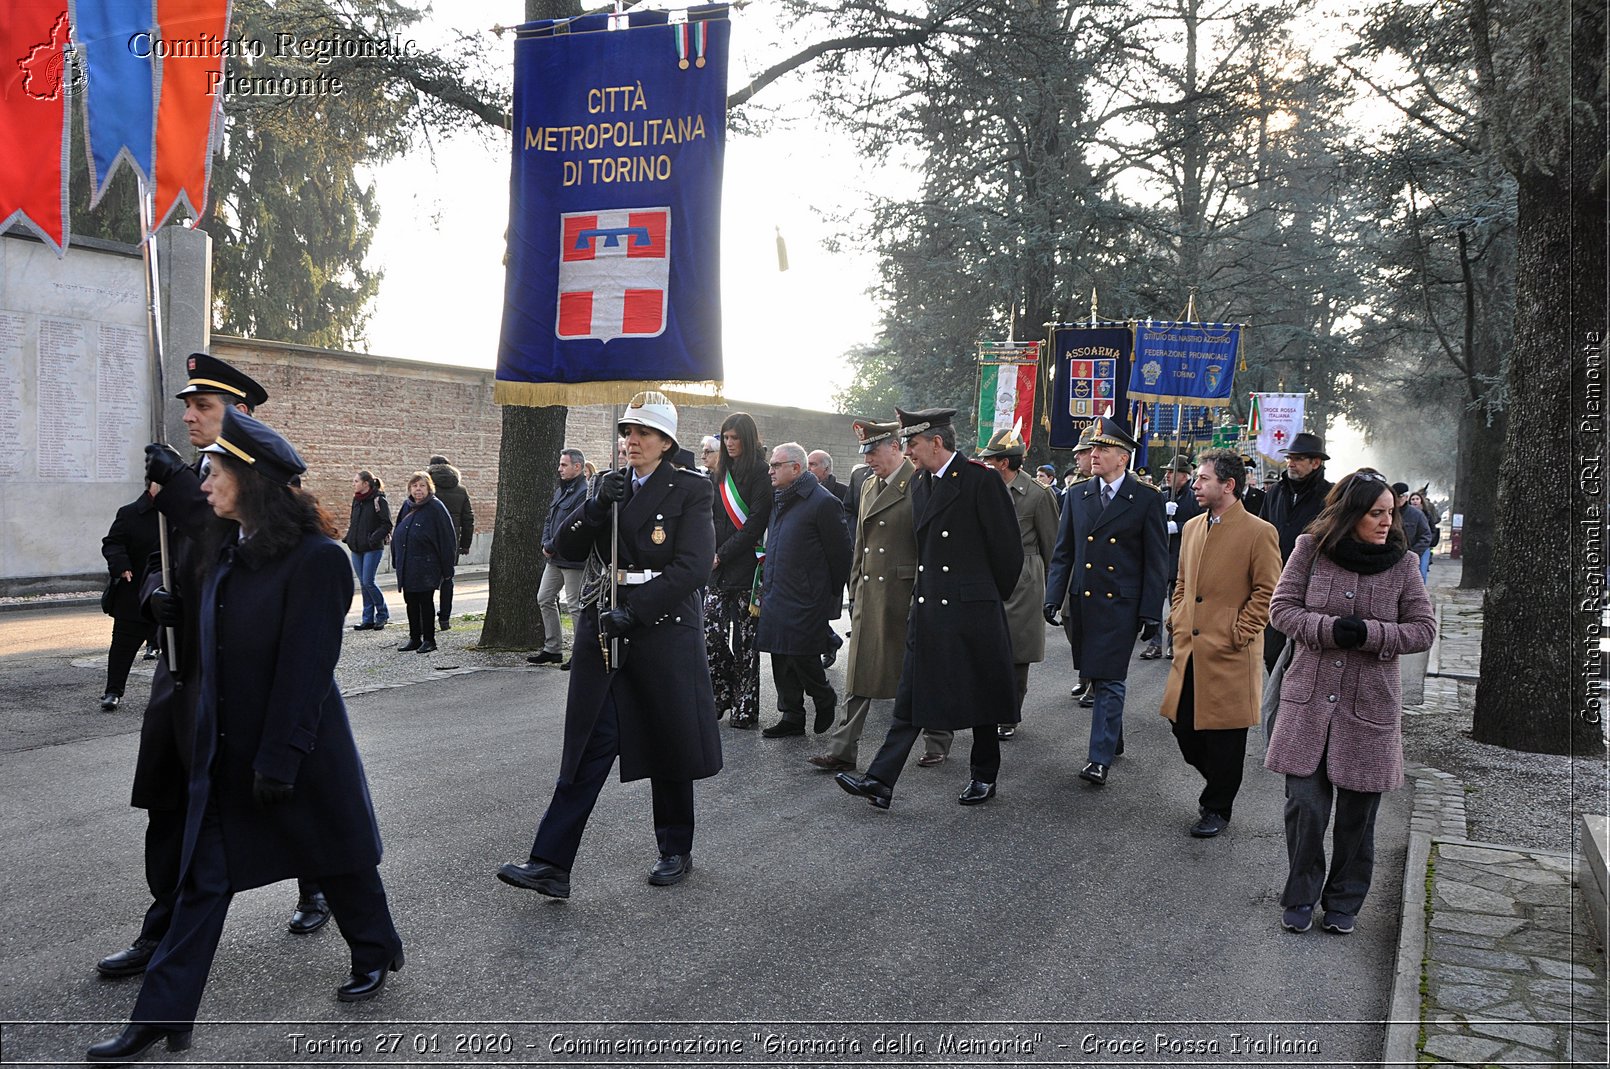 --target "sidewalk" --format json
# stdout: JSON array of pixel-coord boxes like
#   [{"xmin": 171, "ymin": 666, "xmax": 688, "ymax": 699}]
[{"xmin": 1385, "ymin": 560, "xmax": 1608, "ymax": 1066}]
